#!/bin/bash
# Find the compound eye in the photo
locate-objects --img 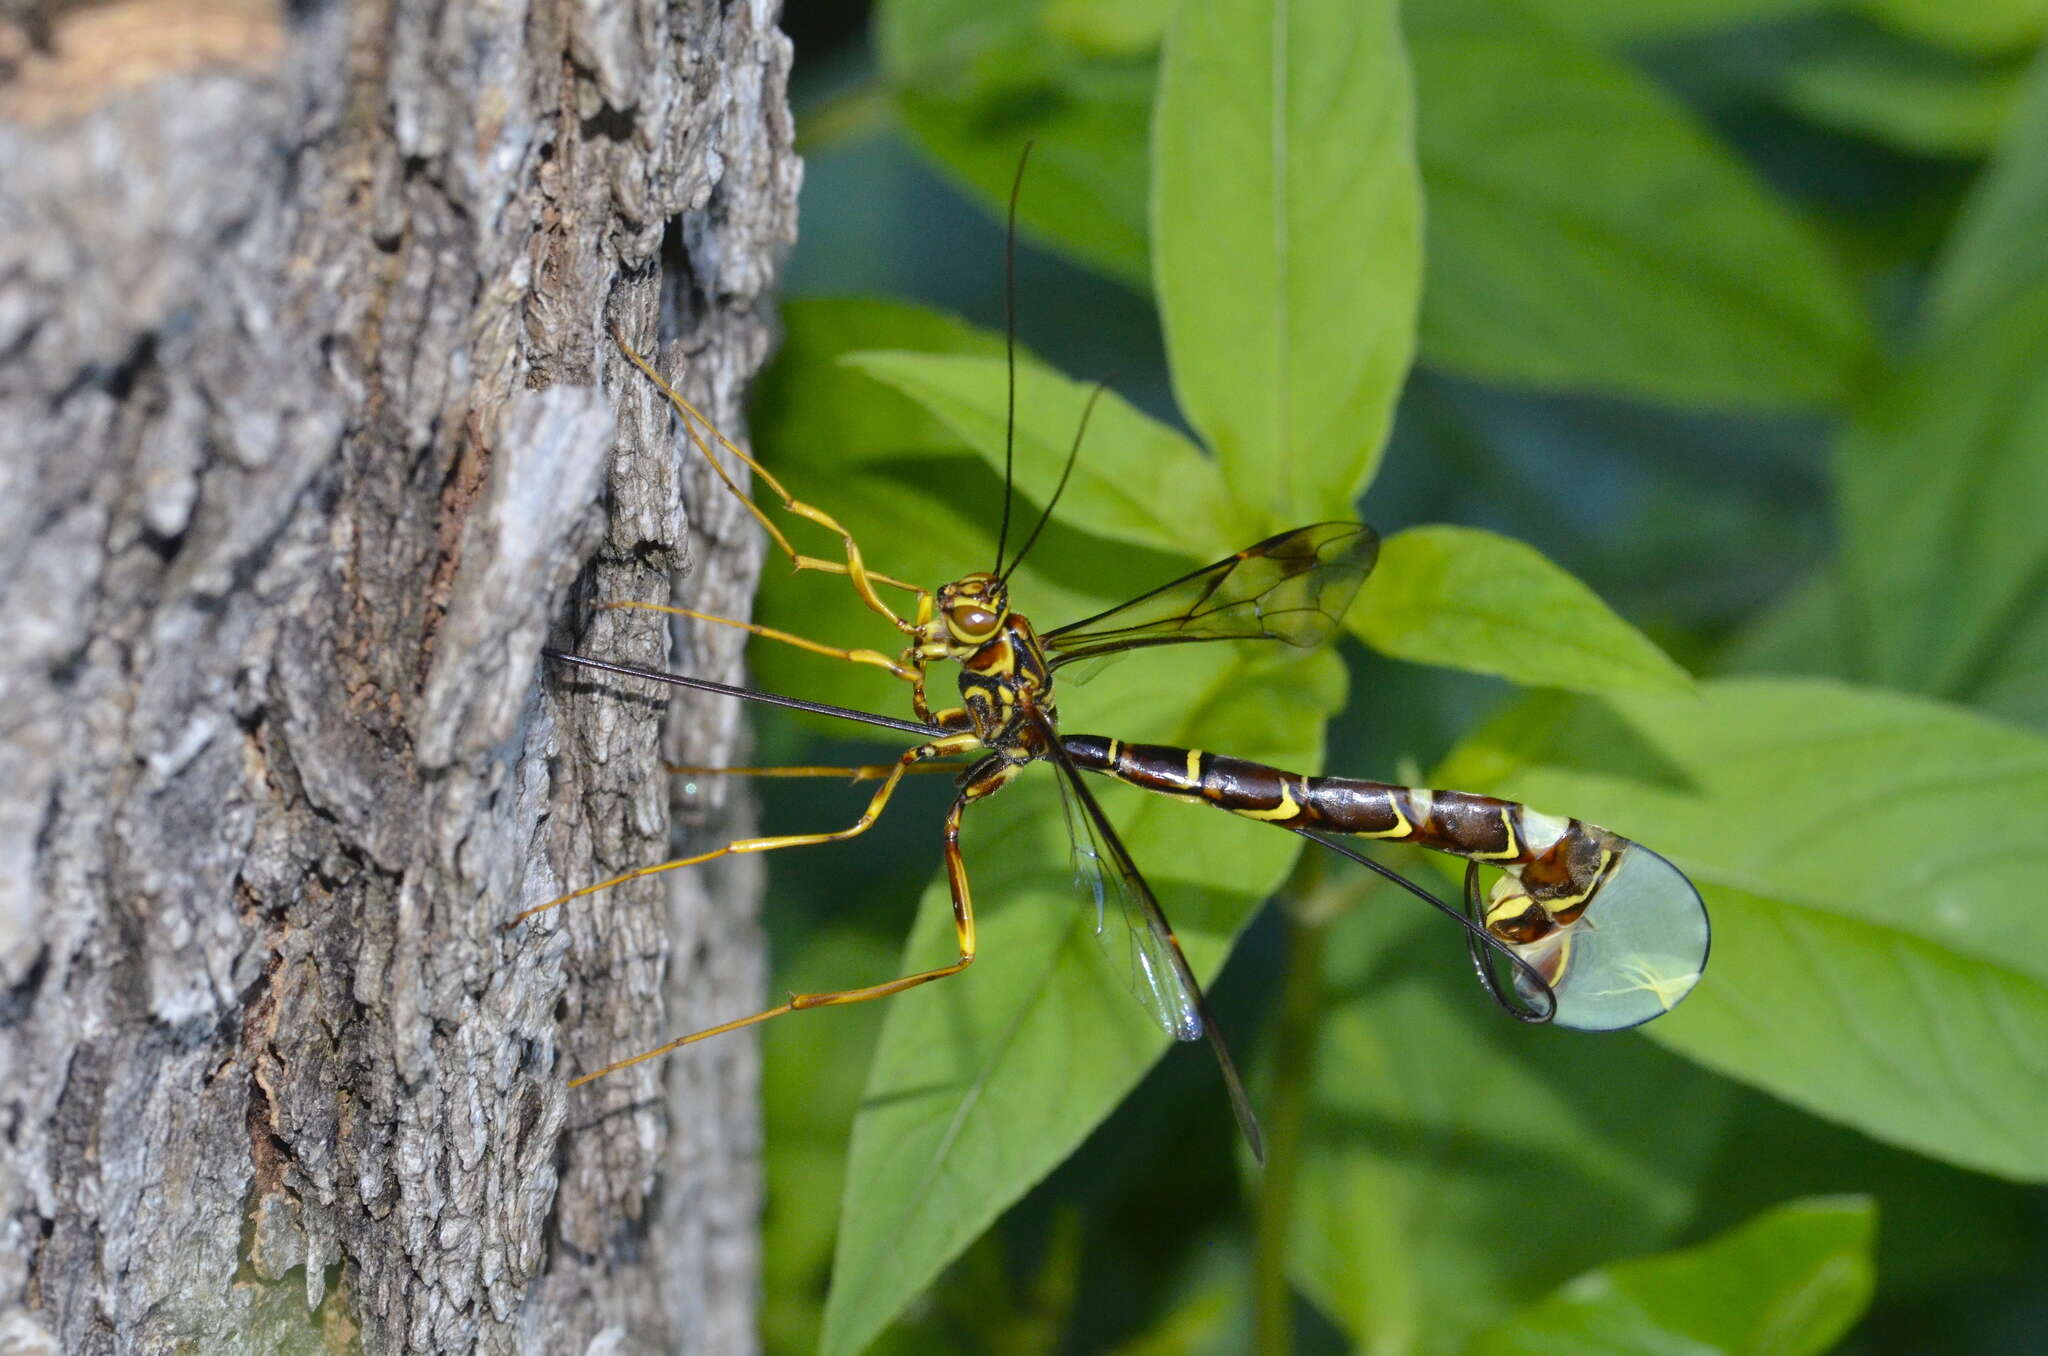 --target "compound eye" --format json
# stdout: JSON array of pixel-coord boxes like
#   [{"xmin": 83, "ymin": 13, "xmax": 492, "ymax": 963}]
[{"xmin": 948, "ymin": 605, "xmax": 999, "ymax": 638}]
